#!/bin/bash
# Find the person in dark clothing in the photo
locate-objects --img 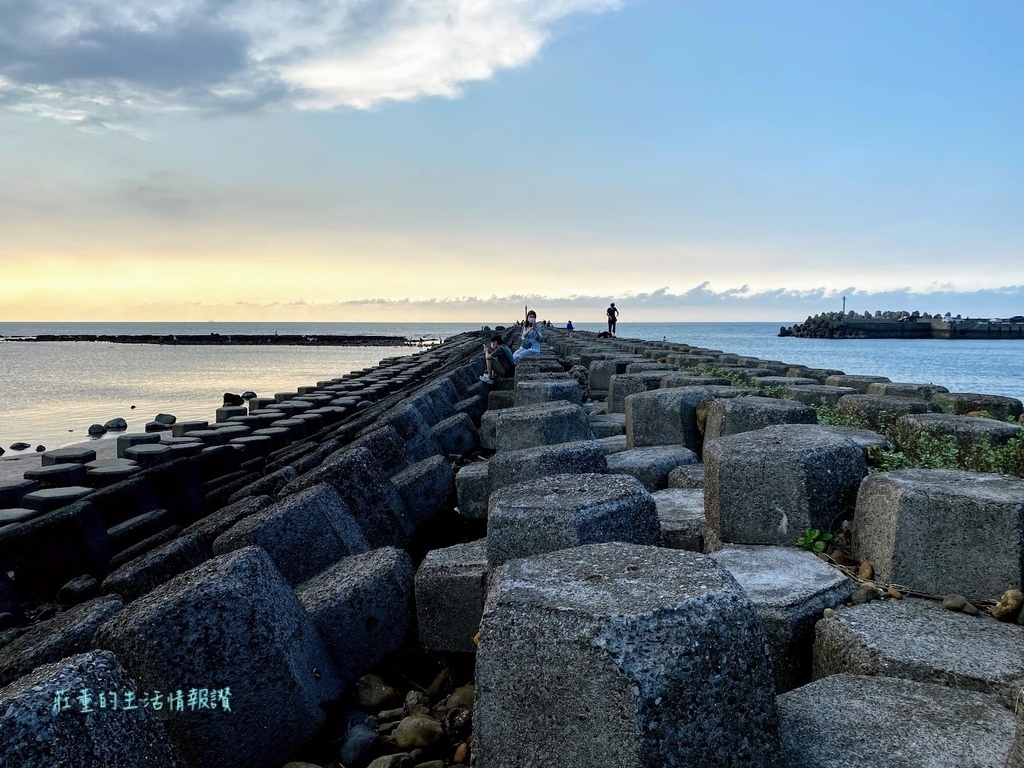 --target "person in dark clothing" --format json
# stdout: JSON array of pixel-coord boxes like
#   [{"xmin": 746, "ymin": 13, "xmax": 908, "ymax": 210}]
[
  {"xmin": 479, "ymin": 335, "xmax": 515, "ymax": 384},
  {"xmin": 606, "ymin": 302, "xmax": 619, "ymax": 336}
]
